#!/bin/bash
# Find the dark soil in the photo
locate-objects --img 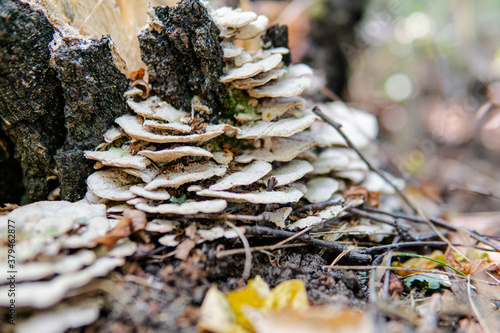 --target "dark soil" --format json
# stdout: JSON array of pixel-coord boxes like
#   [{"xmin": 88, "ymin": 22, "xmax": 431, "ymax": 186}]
[{"xmin": 83, "ymin": 244, "xmax": 368, "ymax": 332}]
